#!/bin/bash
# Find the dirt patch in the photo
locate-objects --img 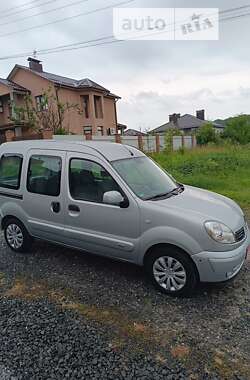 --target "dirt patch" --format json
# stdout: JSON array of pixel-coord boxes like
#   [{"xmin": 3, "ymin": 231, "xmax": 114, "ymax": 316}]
[
  {"xmin": 0, "ymin": 273, "xmax": 5, "ymax": 286},
  {"xmin": 4, "ymin": 277, "xmax": 160, "ymax": 353},
  {"xmin": 171, "ymin": 345, "xmax": 190, "ymax": 359},
  {"xmin": 61, "ymin": 302, "xmax": 161, "ymax": 352}
]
